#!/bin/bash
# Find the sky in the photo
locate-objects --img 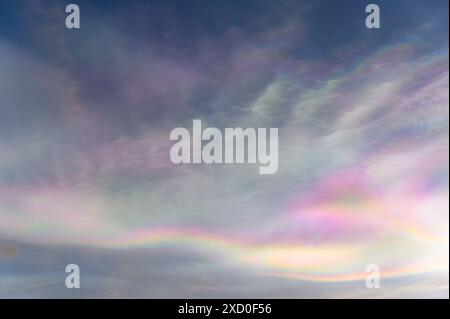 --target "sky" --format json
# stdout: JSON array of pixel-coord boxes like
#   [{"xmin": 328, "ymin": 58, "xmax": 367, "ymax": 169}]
[{"xmin": 0, "ymin": 0, "xmax": 448, "ymax": 298}]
